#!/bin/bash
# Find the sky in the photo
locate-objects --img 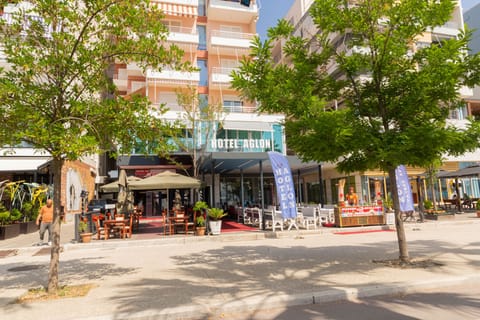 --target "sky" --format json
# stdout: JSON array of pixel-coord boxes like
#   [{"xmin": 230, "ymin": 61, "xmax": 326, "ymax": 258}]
[{"xmin": 257, "ymin": 0, "xmax": 480, "ymax": 41}]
